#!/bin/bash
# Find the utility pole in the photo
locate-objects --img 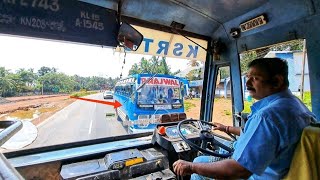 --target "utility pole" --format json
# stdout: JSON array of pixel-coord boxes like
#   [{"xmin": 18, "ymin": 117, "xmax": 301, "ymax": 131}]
[
  {"xmin": 41, "ymin": 81, "xmax": 44, "ymax": 95},
  {"xmin": 300, "ymin": 39, "xmax": 307, "ymax": 100}
]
